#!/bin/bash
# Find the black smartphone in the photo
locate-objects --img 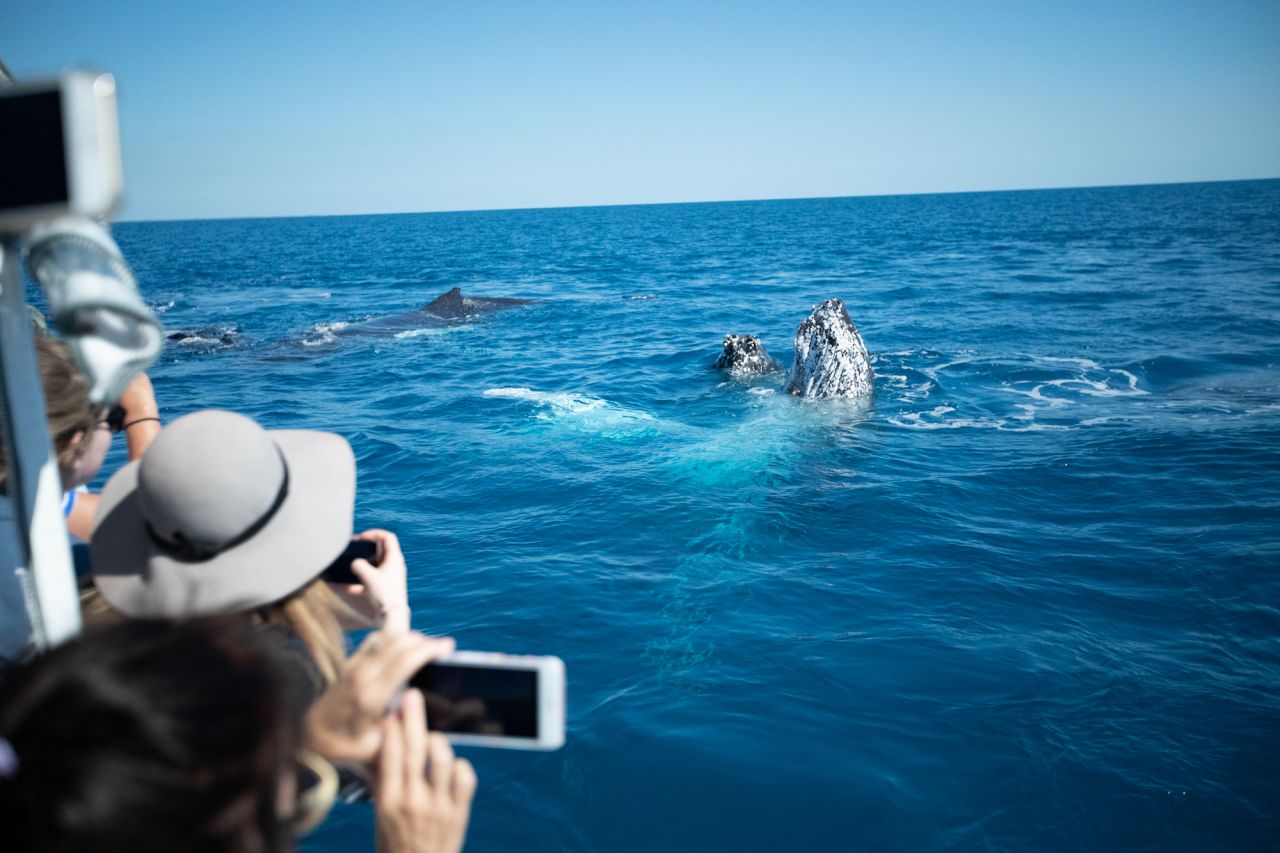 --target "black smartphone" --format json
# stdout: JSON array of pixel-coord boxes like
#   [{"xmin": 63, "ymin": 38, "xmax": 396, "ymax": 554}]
[{"xmin": 320, "ymin": 540, "xmax": 380, "ymax": 585}]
